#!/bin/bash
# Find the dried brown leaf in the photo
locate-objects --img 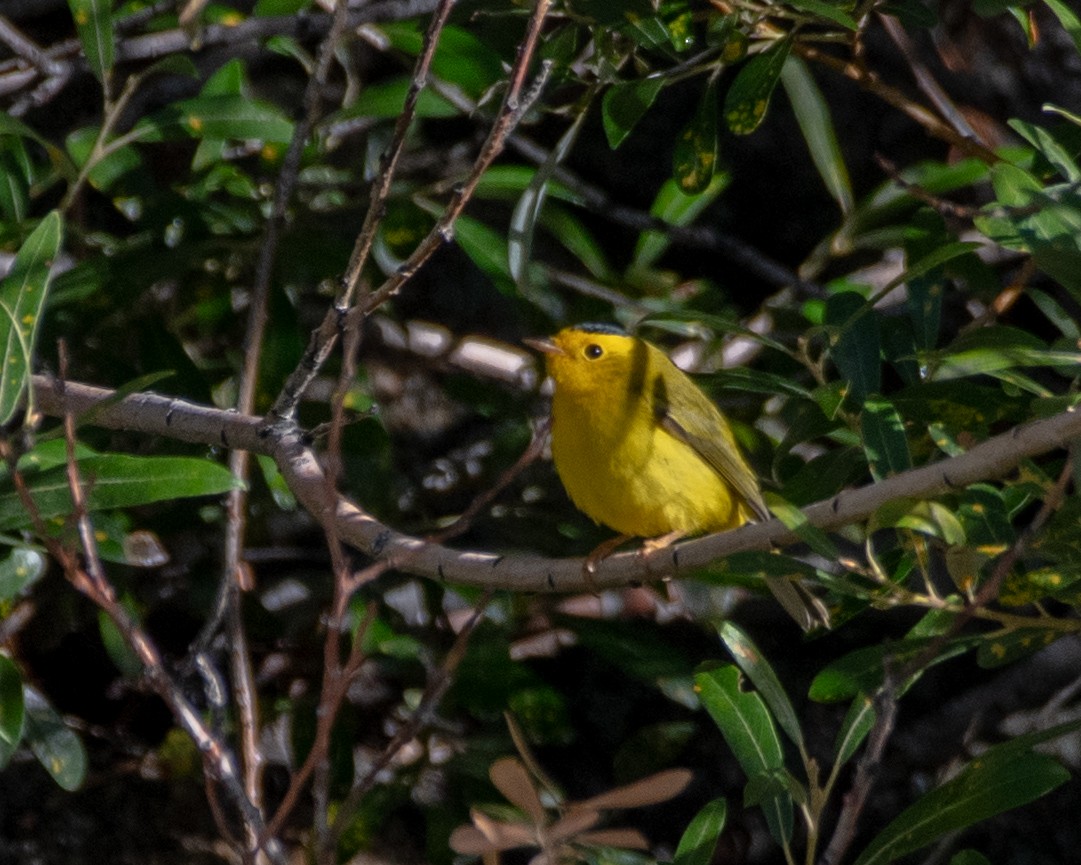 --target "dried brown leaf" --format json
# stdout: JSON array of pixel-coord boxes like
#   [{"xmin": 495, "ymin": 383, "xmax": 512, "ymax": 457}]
[
  {"xmin": 490, "ymin": 757, "xmax": 546, "ymax": 822},
  {"xmin": 574, "ymin": 768, "xmax": 693, "ymax": 810},
  {"xmin": 449, "ymin": 812, "xmax": 535, "ymax": 854},
  {"xmin": 546, "ymin": 807, "xmax": 600, "ymax": 842},
  {"xmin": 578, "ymin": 828, "xmax": 651, "ymax": 850}
]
